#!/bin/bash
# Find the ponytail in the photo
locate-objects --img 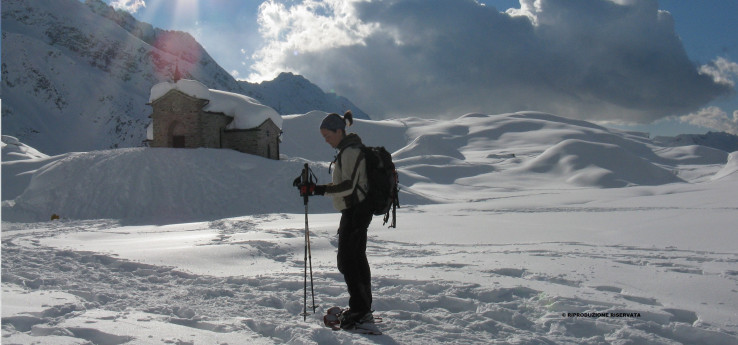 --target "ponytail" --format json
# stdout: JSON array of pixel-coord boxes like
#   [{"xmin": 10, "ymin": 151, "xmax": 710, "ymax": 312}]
[{"xmin": 343, "ymin": 110, "xmax": 353, "ymax": 127}]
